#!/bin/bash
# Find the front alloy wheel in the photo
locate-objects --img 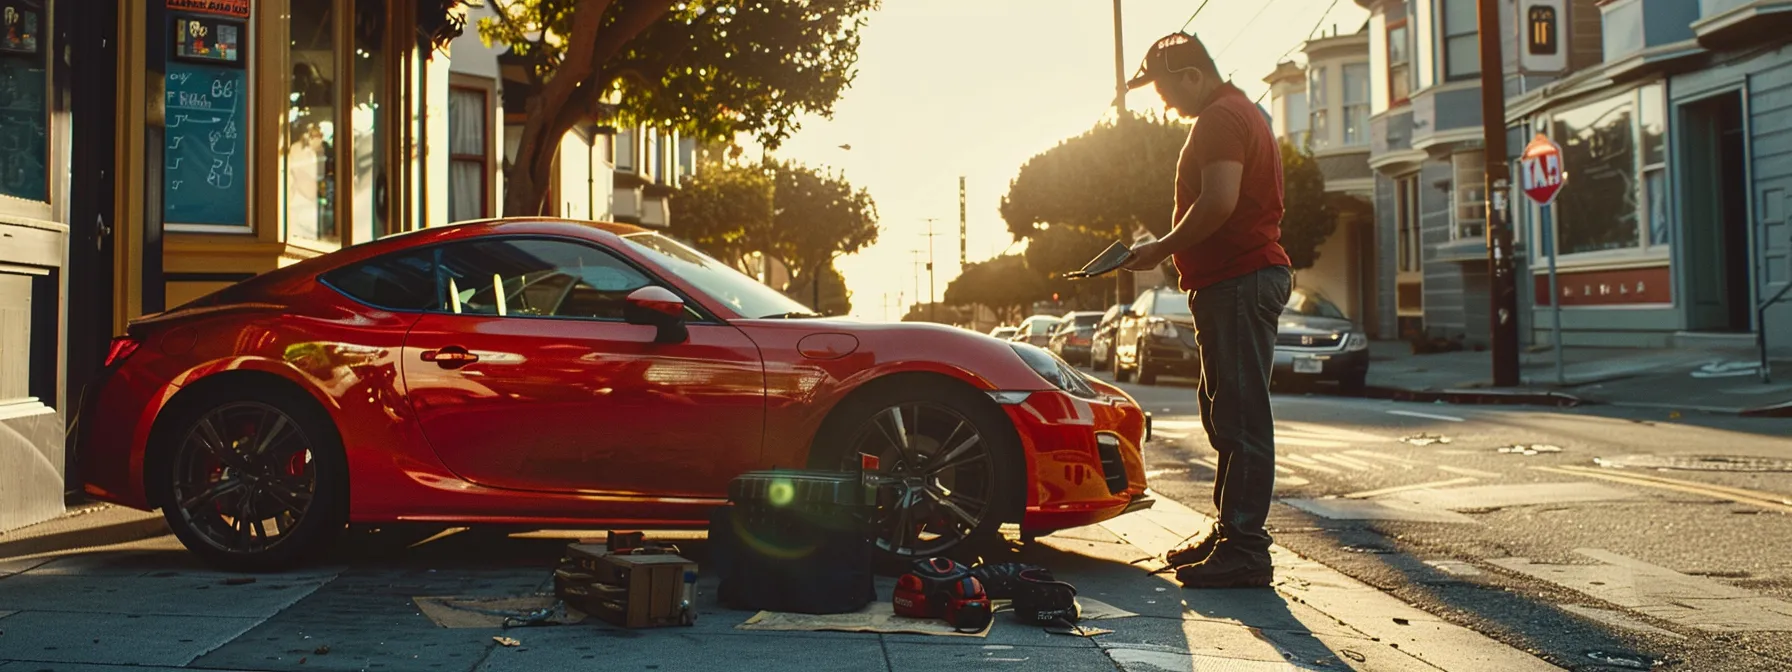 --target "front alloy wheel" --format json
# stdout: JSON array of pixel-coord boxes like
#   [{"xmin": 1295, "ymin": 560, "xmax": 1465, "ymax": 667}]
[{"xmin": 845, "ymin": 402, "xmax": 997, "ymax": 558}]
